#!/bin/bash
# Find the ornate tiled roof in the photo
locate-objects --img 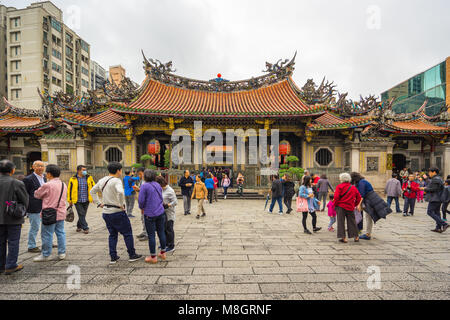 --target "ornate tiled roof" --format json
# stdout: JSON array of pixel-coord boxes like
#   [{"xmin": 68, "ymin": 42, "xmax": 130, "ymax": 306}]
[
  {"xmin": 383, "ymin": 119, "xmax": 450, "ymax": 134},
  {"xmin": 60, "ymin": 110, "xmax": 128, "ymax": 128},
  {"xmin": 112, "ymin": 77, "xmax": 325, "ymax": 118},
  {"xmin": 0, "ymin": 114, "xmax": 55, "ymax": 132},
  {"xmin": 308, "ymin": 112, "xmax": 374, "ymax": 131}
]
